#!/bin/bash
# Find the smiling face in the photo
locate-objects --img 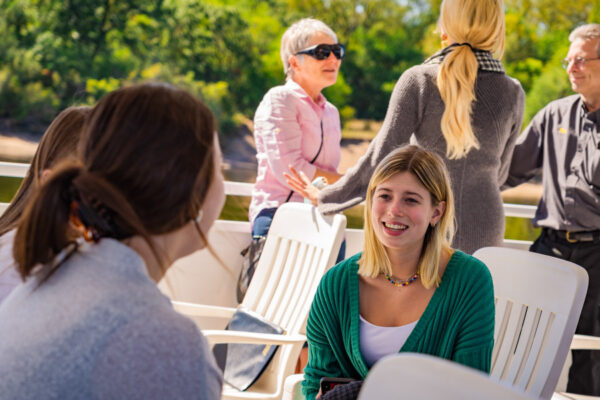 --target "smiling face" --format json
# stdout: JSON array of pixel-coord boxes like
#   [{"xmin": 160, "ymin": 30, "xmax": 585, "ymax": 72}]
[
  {"xmin": 290, "ymin": 31, "xmax": 341, "ymax": 99},
  {"xmin": 566, "ymin": 37, "xmax": 600, "ymax": 102},
  {"xmin": 370, "ymin": 172, "xmax": 445, "ymax": 255}
]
